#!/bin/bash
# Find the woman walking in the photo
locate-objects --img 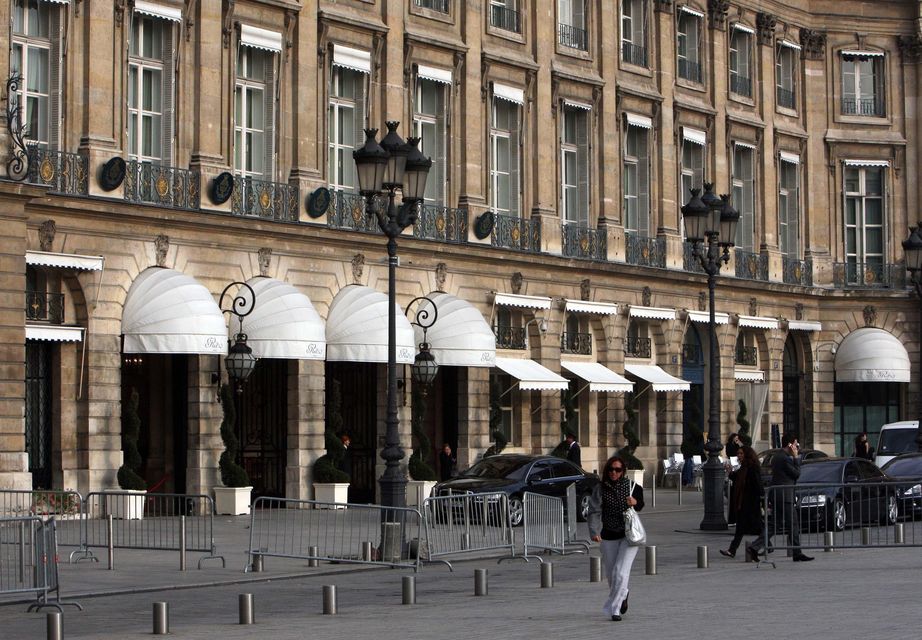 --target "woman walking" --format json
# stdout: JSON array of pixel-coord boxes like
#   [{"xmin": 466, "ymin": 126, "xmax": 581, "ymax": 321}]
[
  {"xmin": 588, "ymin": 455, "xmax": 645, "ymax": 621},
  {"xmin": 720, "ymin": 445, "xmax": 763, "ymax": 558}
]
